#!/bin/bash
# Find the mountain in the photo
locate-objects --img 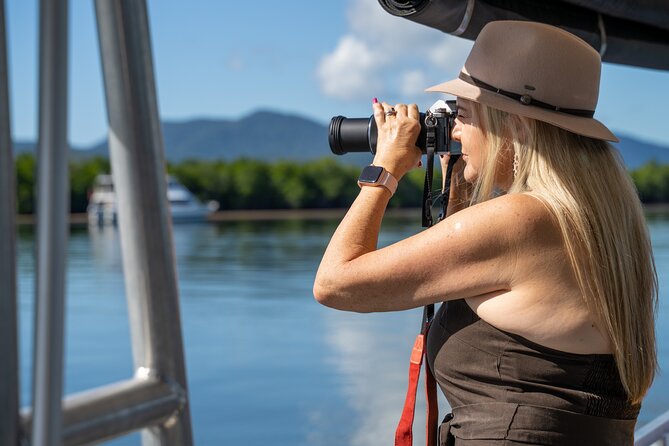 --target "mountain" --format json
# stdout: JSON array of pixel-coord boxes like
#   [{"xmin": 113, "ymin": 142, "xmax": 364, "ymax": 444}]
[
  {"xmin": 11, "ymin": 109, "xmax": 669, "ymax": 168},
  {"xmin": 14, "ymin": 141, "xmax": 36, "ymax": 156},
  {"xmin": 612, "ymin": 136, "xmax": 669, "ymax": 169},
  {"xmin": 81, "ymin": 109, "xmax": 337, "ymax": 162}
]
